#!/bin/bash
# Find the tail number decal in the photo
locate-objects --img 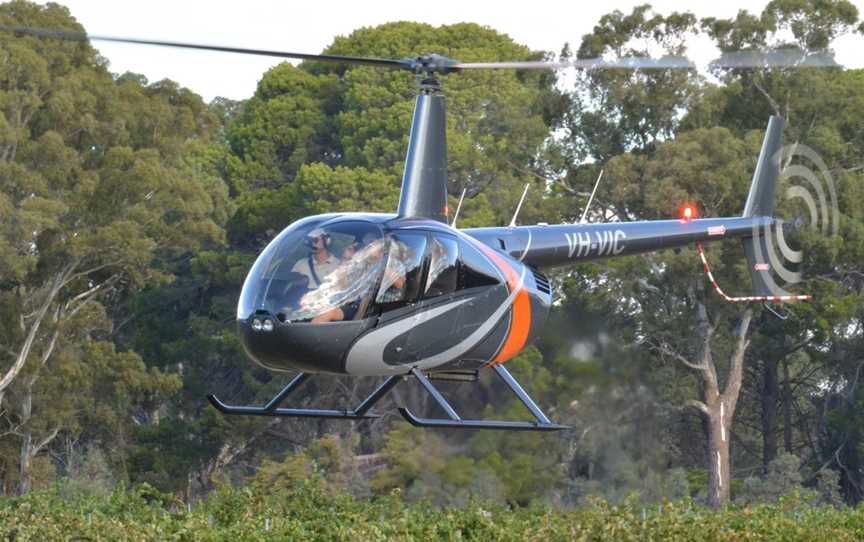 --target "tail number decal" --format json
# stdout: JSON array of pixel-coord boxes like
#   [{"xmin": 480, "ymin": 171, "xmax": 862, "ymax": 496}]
[{"xmin": 566, "ymin": 230, "xmax": 626, "ymax": 259}]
